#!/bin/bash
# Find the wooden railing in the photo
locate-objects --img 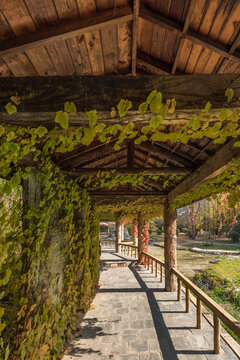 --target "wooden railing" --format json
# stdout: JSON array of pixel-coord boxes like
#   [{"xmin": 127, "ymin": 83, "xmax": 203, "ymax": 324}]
[
  {"xmin": 100, "ymin": 239, "xmax": 116, "ymax": 249},
  {"xmin": 141, "ymin": 251, "xmax": 240, "ymax": 355},
  {"xmin": 119, "ymin": 243, "xmax": 138, "ymax": 258}
]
